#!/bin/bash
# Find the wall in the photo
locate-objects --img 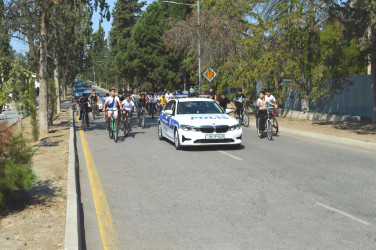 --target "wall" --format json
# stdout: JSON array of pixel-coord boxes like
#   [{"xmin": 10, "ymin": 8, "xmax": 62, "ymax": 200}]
[{"xmin": 283, "ymin": 75, "xmax": 372, "ymax": 118}]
